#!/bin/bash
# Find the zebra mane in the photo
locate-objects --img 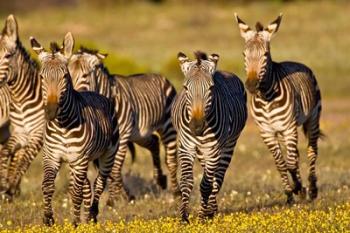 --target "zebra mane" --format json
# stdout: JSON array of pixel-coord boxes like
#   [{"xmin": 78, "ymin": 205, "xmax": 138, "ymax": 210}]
[
  {"xmin": 194, "ymin": 51, "xmax": 208, "ymax": 65},
  {"xmin": 79, "ymin": 46, "xmax": 99, "ymax": 55},
  {"xmin": 255, "ymin": 22, "xmax": 264, "ymax": 32},
  {"xmin": 50, "ymin": 42, "xmax": 61, "ymax": 55},
  {"xmin": 16, "ymin": 40, "xmax": 38, "ymax": 68}
]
